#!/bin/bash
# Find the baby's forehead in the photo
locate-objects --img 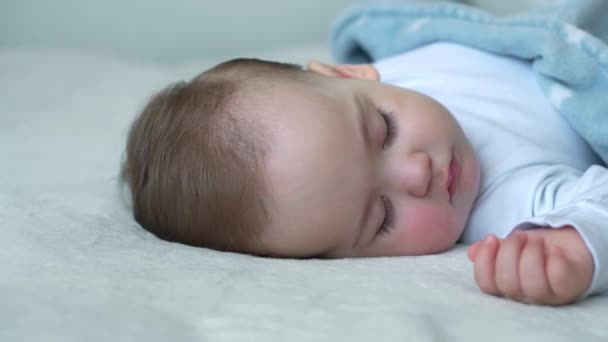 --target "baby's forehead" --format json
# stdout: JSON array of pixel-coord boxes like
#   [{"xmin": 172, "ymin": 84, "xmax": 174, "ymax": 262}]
[{"xmin": 236, "ymin": 77, "xmax": 326, "ymax": 116}]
